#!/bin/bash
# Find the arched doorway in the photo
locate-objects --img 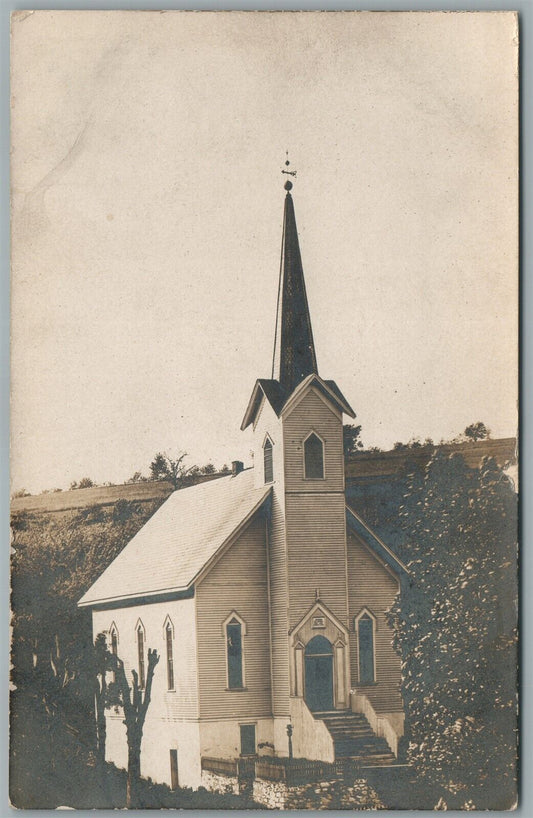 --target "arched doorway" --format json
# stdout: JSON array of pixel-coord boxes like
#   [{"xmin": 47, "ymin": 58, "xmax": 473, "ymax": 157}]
[{"xmin": 304, "ymin": 635, "xmax": 334, "ymax": 712}]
